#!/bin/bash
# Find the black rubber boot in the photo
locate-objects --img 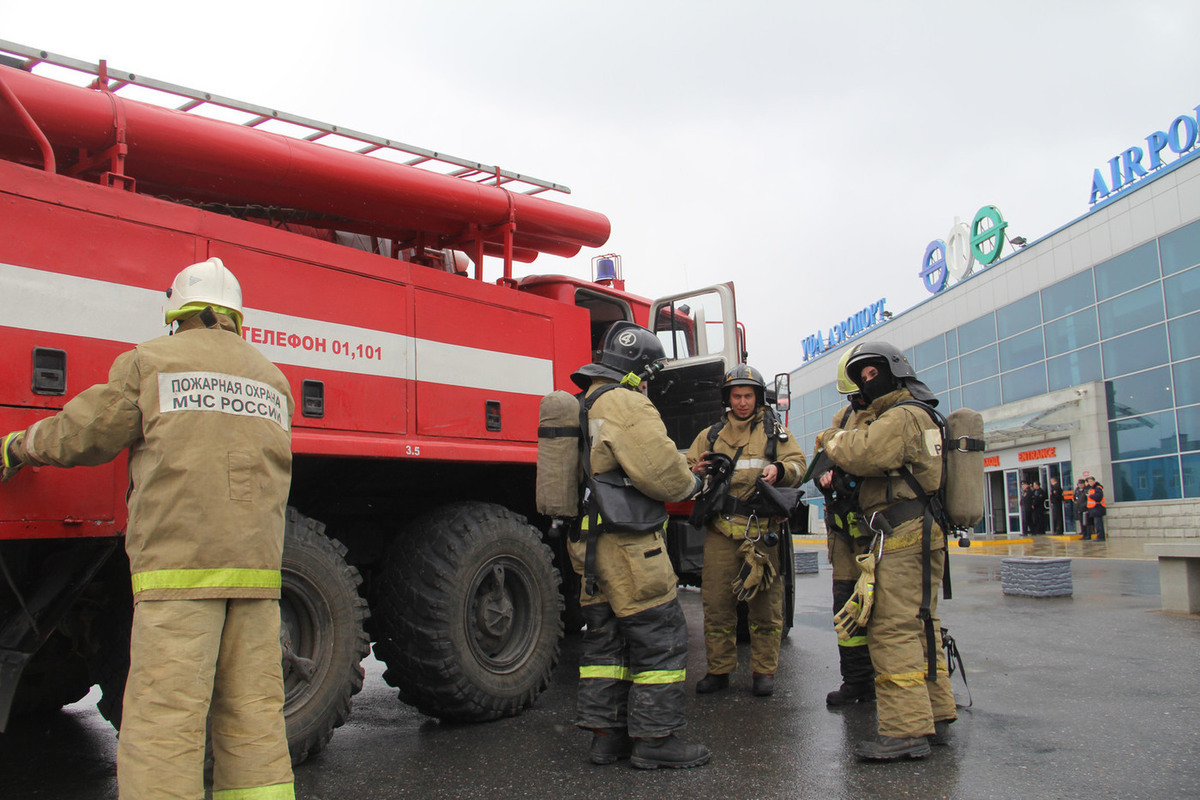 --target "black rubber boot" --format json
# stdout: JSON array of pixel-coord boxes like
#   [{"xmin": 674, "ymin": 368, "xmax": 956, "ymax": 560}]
[
  {"xmin": 927, "ymin": 719, "xmax": 954, "ymax": 746},
  {"xmin": 589, "ymin": 728, "xmax": 633, "ymax": 765},
  {"xmin": 696, "ymin": 672, "xmax": 730, "ymax": 694},
  {"xmin": 631, "ymin": 734, "xmax": 711, "ymax": 769},
  {"xmin": 827, "ymin": 643, "xmax": 875, "ymax": 705},
  {"xmin": 854, "ymin": 735, "xmax": 932, "ymax": 761},
  {"xmin": 825, "ymin": 681, "xmax": 876, "ymax": 706},
  {"xmin": 752, "ymin": 673, "xmax": 775, "ymax": 697}
]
